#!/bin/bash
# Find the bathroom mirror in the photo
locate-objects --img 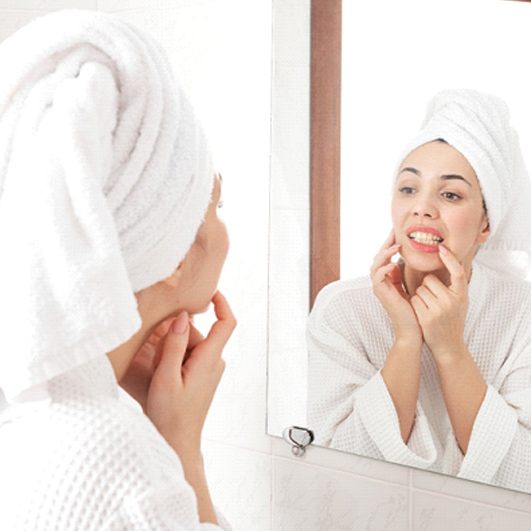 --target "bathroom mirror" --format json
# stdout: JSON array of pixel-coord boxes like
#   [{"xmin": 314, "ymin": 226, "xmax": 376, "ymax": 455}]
[{"xmin": 268, "ymin": 0, "xmax": 531, "ymax": 496}]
